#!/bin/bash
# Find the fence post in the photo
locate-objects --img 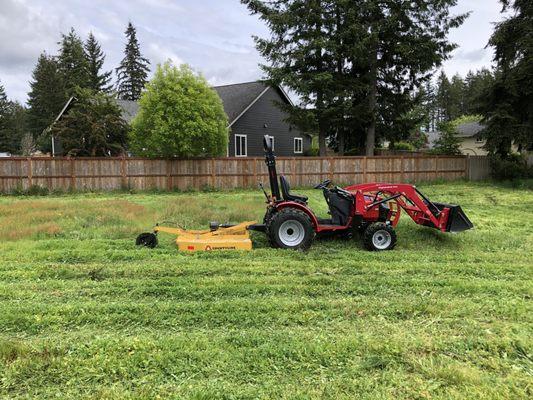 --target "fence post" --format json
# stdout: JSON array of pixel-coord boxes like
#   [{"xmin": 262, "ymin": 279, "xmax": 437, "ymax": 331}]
[
  {"xmin": 329, "ymin": 157, "xmax": 335, "ymax": 182},
  {"xmin": 211, "ymin": 158, "xmax": 216, "ymax": 188},
  {"xmin": 434, "ymin": 156, "xmax": 439, "ymax": 180},
  {"xmin": 400, "ymin": 156, "xmax": 405, "ymax": 182},
  {"xmin": 70, "ymin": 158, "xmax": 76, "ymax": 190},
  {"xmin": 291, "ymin": 158, "xmax": 297, "ymax": 185},
  {"xmin": 119, "ymin": 156, "xmax": 127, "ymax": 189},
  {"xmin": 165, "ymin": 159, "xmax": 172, "ymax": 190},
  {"xmin": 363, "ymin": 157, "xmax": 367, "ymax": 182},
  {"xmin": 465, "ymin": 155, "xmax": 470, "ymax": 181},
  {"xmin": 27, "ymin": 157, "xmax": 32, "ymax": 188}
]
